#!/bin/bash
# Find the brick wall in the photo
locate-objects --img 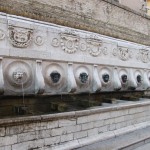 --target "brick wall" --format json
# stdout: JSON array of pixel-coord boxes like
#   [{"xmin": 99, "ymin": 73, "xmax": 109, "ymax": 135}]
[{"xmin": 0, "ymin": 100, "xmax": 150, "ymax": 150}]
